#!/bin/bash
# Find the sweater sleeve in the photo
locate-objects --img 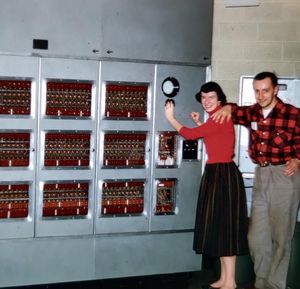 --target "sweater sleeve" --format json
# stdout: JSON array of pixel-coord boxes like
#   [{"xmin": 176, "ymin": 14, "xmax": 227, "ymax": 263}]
[{"xmin": 179, "ymin": 118, "xmax": 224, "ymax": 140}]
